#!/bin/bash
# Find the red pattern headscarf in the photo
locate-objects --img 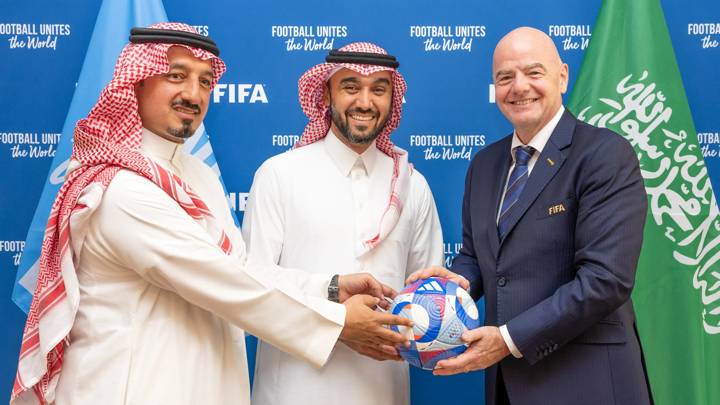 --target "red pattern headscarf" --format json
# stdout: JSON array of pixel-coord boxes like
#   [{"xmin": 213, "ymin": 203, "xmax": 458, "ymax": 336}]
[
  {"xmin": 12, "ymin": 23, "xmax": 230, "ymax": 405},
  {"xmin": 296, "ymin": 42, "xmax": 411, "ymax": 256}
]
